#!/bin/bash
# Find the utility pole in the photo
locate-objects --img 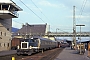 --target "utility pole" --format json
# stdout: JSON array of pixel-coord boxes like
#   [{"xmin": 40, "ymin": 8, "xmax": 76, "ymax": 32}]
[{"xmin": 73, "ymin": 6, "xmax": 76, "ymax": 49}]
